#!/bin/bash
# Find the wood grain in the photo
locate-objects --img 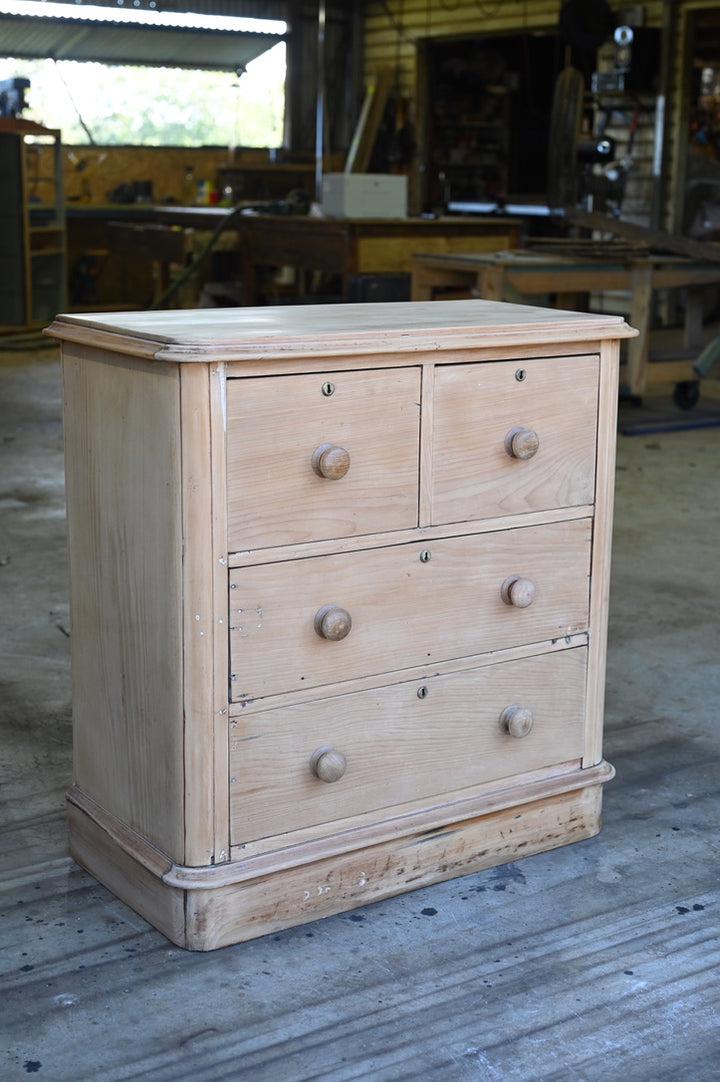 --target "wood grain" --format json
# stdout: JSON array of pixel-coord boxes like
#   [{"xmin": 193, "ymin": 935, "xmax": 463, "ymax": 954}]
[
  {"xmin": 584, "ymin": 338, "xmax": 620, "ymax": 768},
  {"xmin": 178, "ymin": 362, "xmax": 229, "ymax": 867},
  {"xmin": 61, "ymin": 347, "xmax": 186, "ymax": 861},
  {"xmin": 45, "ymin": 299, "xmax": 635, "ymax": 365},
  {"xmin": 55, "ymin": 300, "xmax": 623, "ymax": 949},
  {"xmin": 229, "ymin": 648, "xmax": 588, "ymax": 843},
  {"xmin": 432, "ymin": 354, "xmax": 599, "ymax": 523},
  {"xmin": 228, "ymin": 518, "xmax": 592, "ymax": 702},
  {"xmin": 226, "ymin": 366, "xmax": 421, "ymax": 549}
]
